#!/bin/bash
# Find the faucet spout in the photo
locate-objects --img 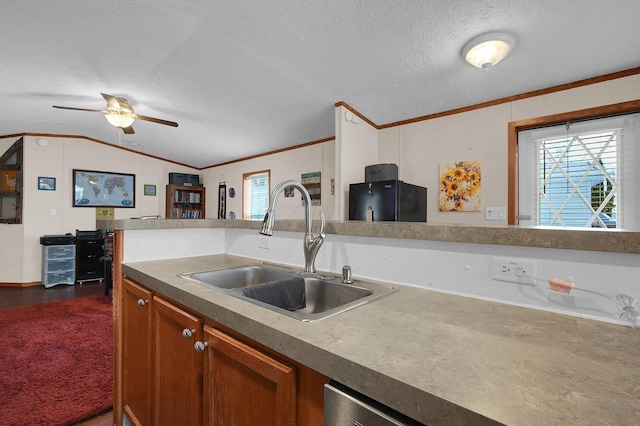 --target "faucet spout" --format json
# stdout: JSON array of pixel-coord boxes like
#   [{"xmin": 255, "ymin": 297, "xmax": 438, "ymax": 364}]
[
  {"xmin": 304, "ymin": 211, "xmax": 325, "ymax": 273},
  {"xmin": 260, "ymin": 211, "xmax": 275, "ymax": 236},
  {"xmin": 260, "ymin": 180, "xmax": 325, "ymax": 273}
]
